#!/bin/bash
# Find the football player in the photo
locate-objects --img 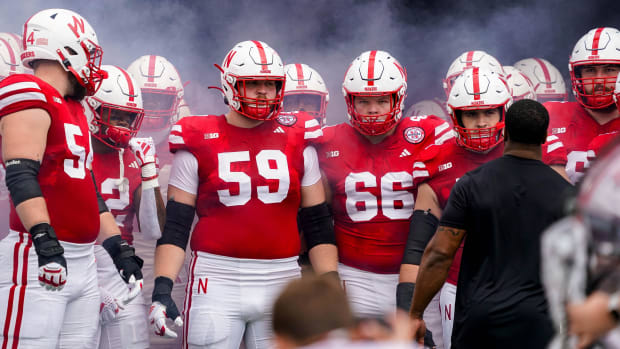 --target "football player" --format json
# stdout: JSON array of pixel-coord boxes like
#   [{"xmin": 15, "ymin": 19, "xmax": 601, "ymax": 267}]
[
  {"xmin": 283, "ymin": 63, "xmax": 330, "ymax": 126},
  {"xmin": 513, "ymin": 57, "xmax": 568, "ymax": 103},
  {"xmin": 148, "ymin": 40, "xmax": 338, "ymax": 348},
  {"xmin": 404, "ymin": 98, "xmax": 450, "ymax": 124},
  {"xmin": 126, "ymin": 55, "xmax": 191, "ymax": 348},
  {"xmin": 545, "ymin": 27, "xmax": 620, "ymax": 183},
  {"xmin": 314, "ymin": 50, "xmax": 452, "ymax": 347},
  {"xmin": 401, "ymin": 68, "xmax": 568, "ymax": 348},
  {"xmin": 0, "ymin": 9, "xmax": 143, "ymax": 347},
  {"xmin": 442, "ymin": 50, "xmax": 504, "ymax": 97},
  {"xmin": 504, "ymin": 66, "xmax": 537, "ymax": 102},
  {"xmin": 85, "ymin": 65, "xmax": 166, "ymax": 348}
]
